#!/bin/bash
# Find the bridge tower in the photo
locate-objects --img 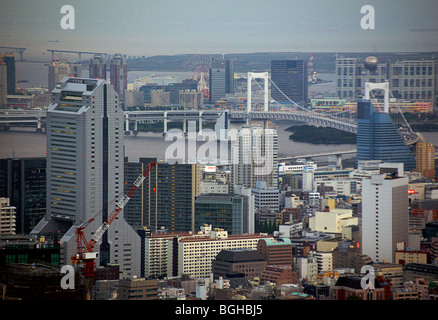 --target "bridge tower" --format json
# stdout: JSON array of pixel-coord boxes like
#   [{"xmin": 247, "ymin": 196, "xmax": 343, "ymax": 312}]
[
  {"xmin": 247, "ymin": 72, "xmax": 269, "ymax": 113},
  {"xmin": 364, "ymin": 81, "xmax": 390, "ymax": 113}
]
